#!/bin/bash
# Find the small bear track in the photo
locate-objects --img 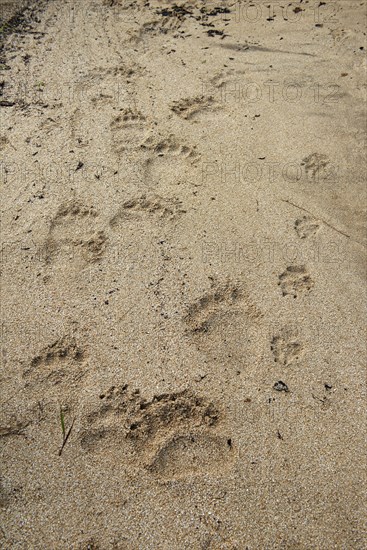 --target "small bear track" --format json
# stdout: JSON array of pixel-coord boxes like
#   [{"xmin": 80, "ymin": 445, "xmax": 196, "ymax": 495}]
[
  {"xmin": 142, "ymin": 15, "xmax": 183, "ymax": 36},
  {"xmin": 73, "ymin": 63, "xmax": 145, "ymax": 106},
  {"xmin": 278, "ymin": 266, "xmax": 314, "ymax": 297},
  {"xmin": 23, "ymin": 336, "xmax": 87, "ymax": 398},
  {"xmin": 294, "ymin": 216, "xmax": 320, "ymax": 239},
  {"xmin": 140, "ymin": 133, "xmax": 200, "ymax": 162},
  {"xmin": 110, "ymin": 108, "xmax": 148, "ymax": 153},
  {"xmin": 127, "ymin": 11, "xmax": 186, "ymax": 44},
  {"xmin": 80, "ymin": 63, "xmax": 144, "ymax": 82},
  {"xmin": 301, "ymin": 152, "xmax": 333, "ymax": 179},
  {"xmin": 184, "ymin": 279, "xmax": 263, "ymax": 365},
  {"xmin": 44, "ymin": 199, "xmax": 107, "ymax": 266},
  {"xmin": 185, "ymin": 280, "xmax": 261, "ymax": 335},
  {"xmin": 271, "ymin": 328, "xmax": 304, "ymax": 366},
  {"xmin": 141, "ymin": 133, "xmax": 200, "ymax": 189}
]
